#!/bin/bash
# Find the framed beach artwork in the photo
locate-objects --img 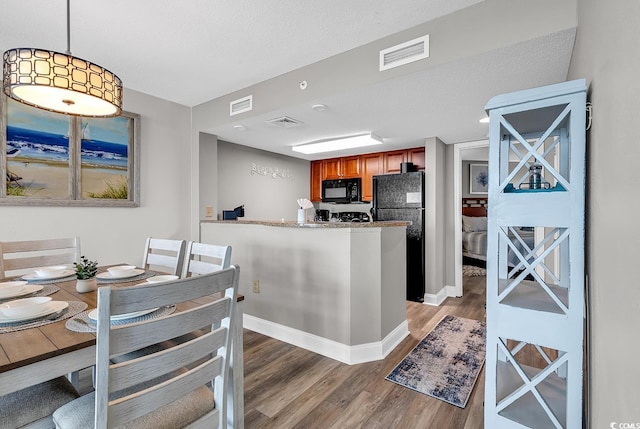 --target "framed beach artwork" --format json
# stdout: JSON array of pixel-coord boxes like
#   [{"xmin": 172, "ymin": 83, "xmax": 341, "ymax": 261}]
[
  {"xmin": 0, "ymin": 96, "xmax": 140, "ymax": 206},
  {"xmin": 470, "ymin": 163, "xmax": 489, "ymax": 194}
]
